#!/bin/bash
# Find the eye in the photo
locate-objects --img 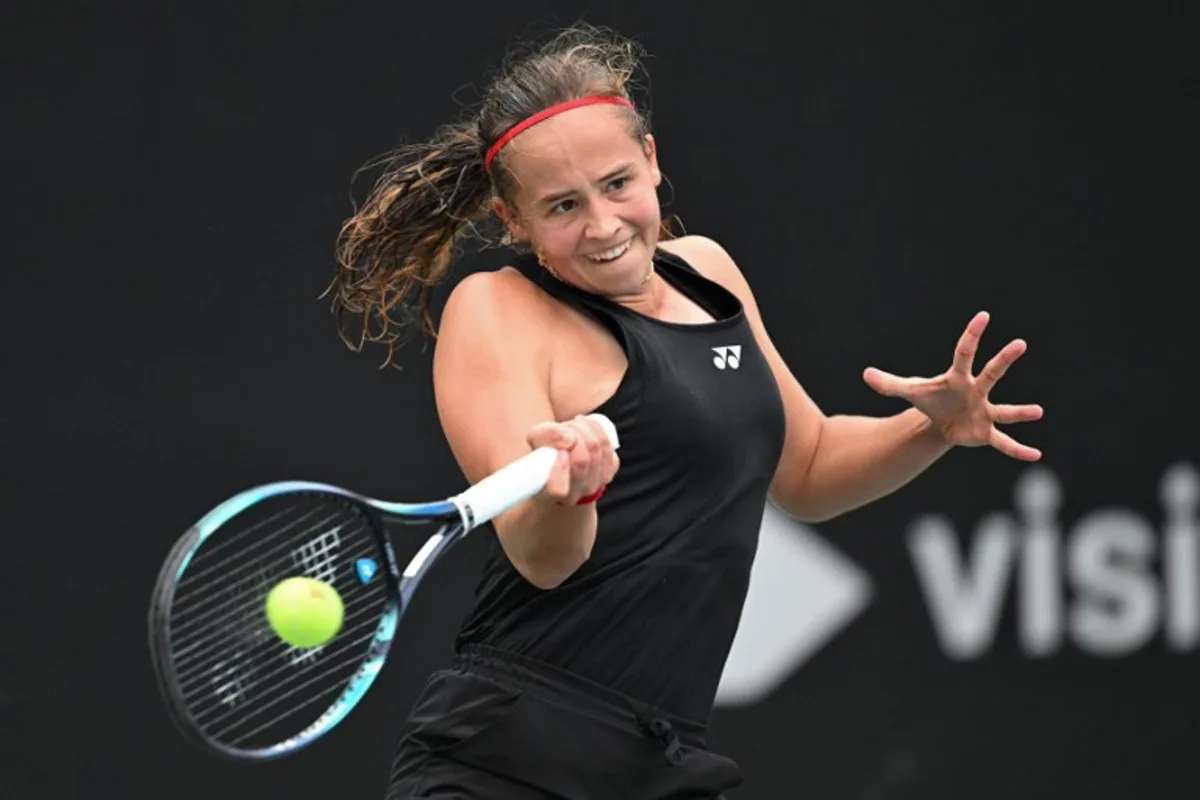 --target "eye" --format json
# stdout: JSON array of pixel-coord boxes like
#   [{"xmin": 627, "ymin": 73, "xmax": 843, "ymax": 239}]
[
  {"xmin": 606, "ymin": 176, "xmax": 629, "ymax": 192},
  {"xmin": 550, "ymin": 198, "xmax": 576, "ymax": 216}
]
